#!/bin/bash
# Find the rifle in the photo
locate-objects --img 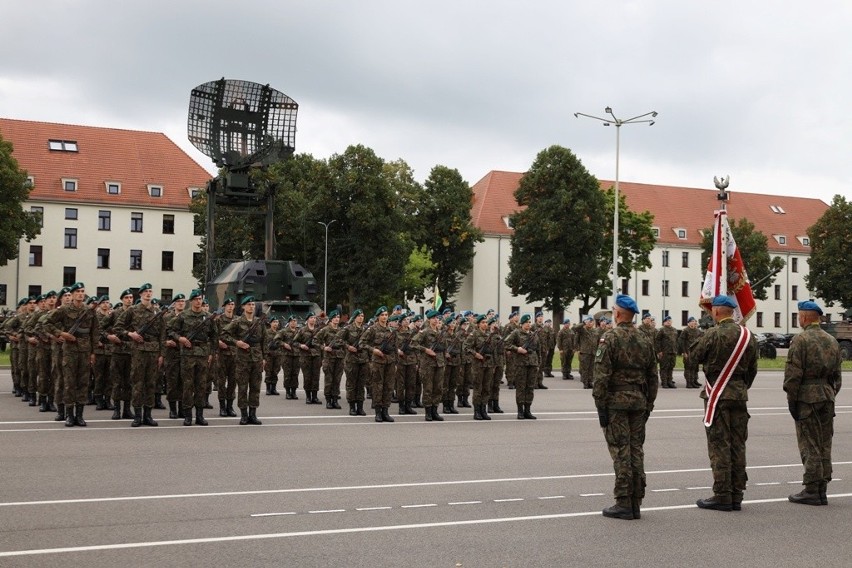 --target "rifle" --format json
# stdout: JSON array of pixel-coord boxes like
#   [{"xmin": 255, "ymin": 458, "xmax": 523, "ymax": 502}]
[
  {"xmin": 521, "ymin": 328, "xmax": 540, "ymax": 352},
  {"xmin": 67, "ymin": 306, "xmax": 92, "ymax": 337},
  {"xmin": 378, "ymin": 327, "xmax": 398, "ymax": 355},
  {"xmin": 136, "ymin": 302, "xmax": 174, "ymax": 340},
  {"xmin": 477, "ymin": 332, "xmax": 495, "ymax": 356},
  {"xmin": 241, "ymin": 313, "xmax": 268, "ymax": 344},
  {"xmin": 184, "ymin": 312, "xmax": 219, "ymax": 342},
  {"xmin": 430, "ymin": 330, "xmax": 447, "ymax": 353}
]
